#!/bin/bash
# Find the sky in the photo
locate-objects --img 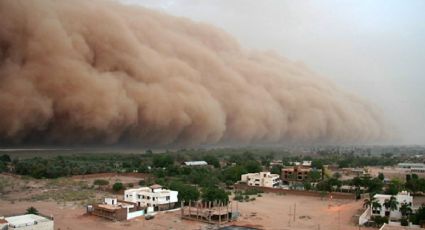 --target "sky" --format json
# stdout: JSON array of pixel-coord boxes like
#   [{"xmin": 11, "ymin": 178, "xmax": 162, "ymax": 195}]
[{"xmin": 120, "ymin": 0, "xmax": 425, "ymax": 145}]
